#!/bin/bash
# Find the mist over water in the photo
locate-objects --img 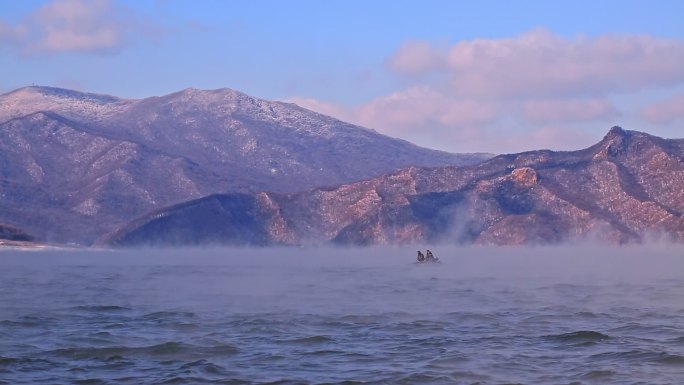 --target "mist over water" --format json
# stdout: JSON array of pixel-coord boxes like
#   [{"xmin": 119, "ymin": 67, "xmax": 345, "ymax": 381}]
[{"xmin": 2, "ymin": 245, "xmax": 684, "ymax": 384}]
